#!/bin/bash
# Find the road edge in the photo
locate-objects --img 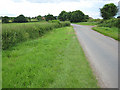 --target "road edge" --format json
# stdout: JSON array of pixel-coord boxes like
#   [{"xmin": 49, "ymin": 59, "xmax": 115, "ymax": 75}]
[{"xmin": 72, "ymin": 24, "xmax": 106, "ymax": 88}]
